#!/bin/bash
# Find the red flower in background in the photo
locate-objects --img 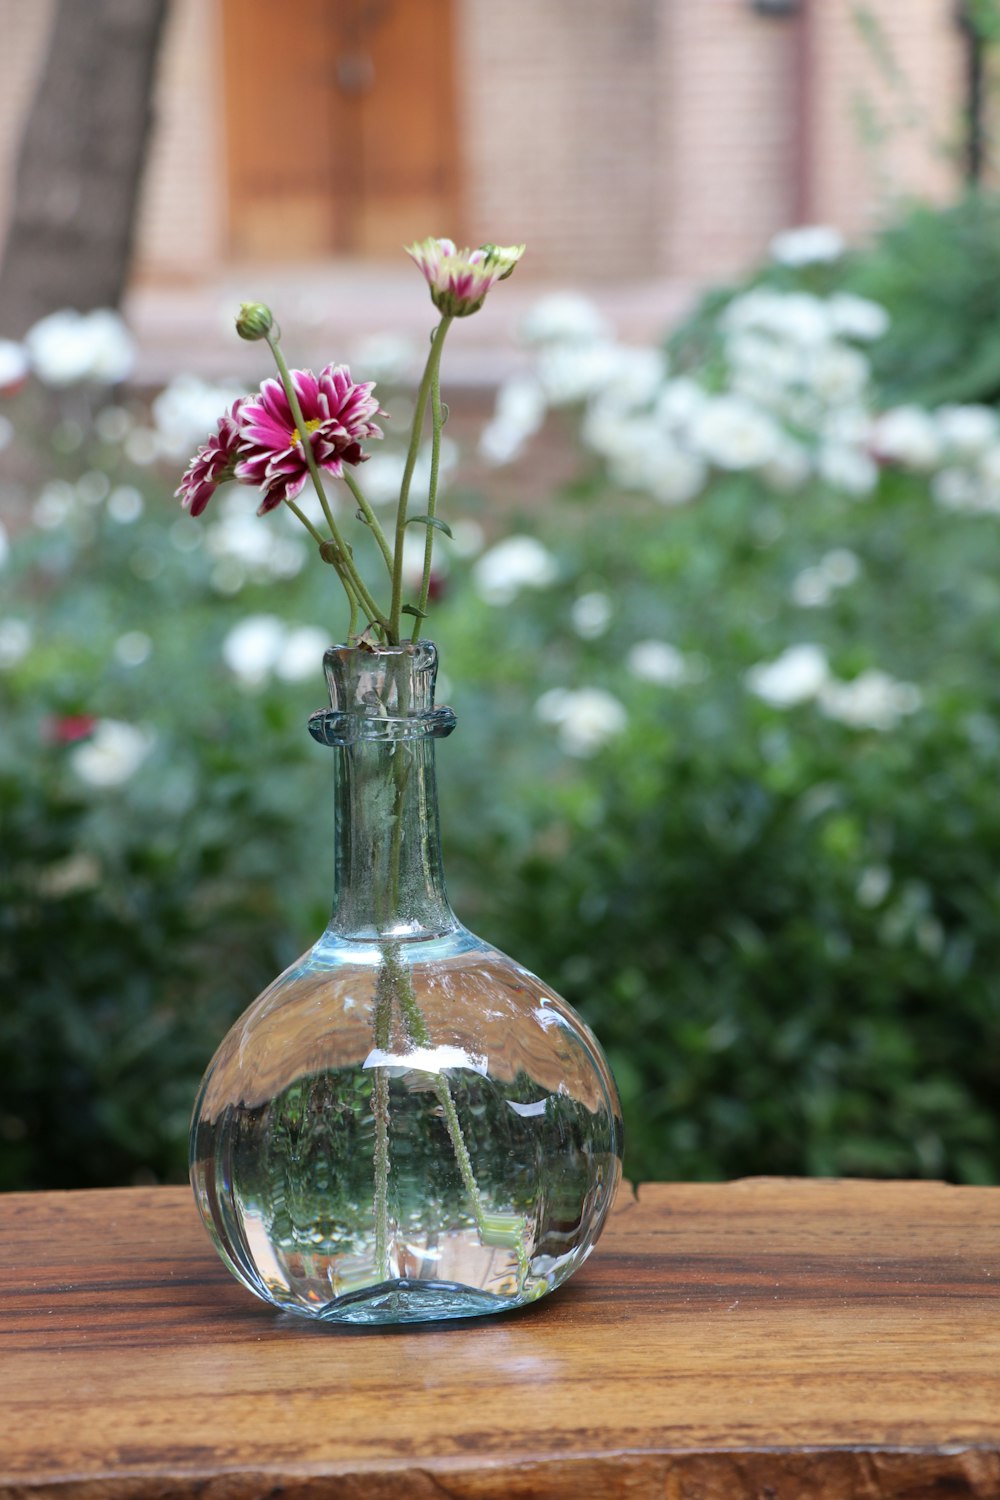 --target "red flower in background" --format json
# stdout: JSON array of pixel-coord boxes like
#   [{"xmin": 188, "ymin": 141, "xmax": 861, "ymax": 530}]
[{"xmin": 46, "ymin": 714, "xmax": 97, "ymax": 744}]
